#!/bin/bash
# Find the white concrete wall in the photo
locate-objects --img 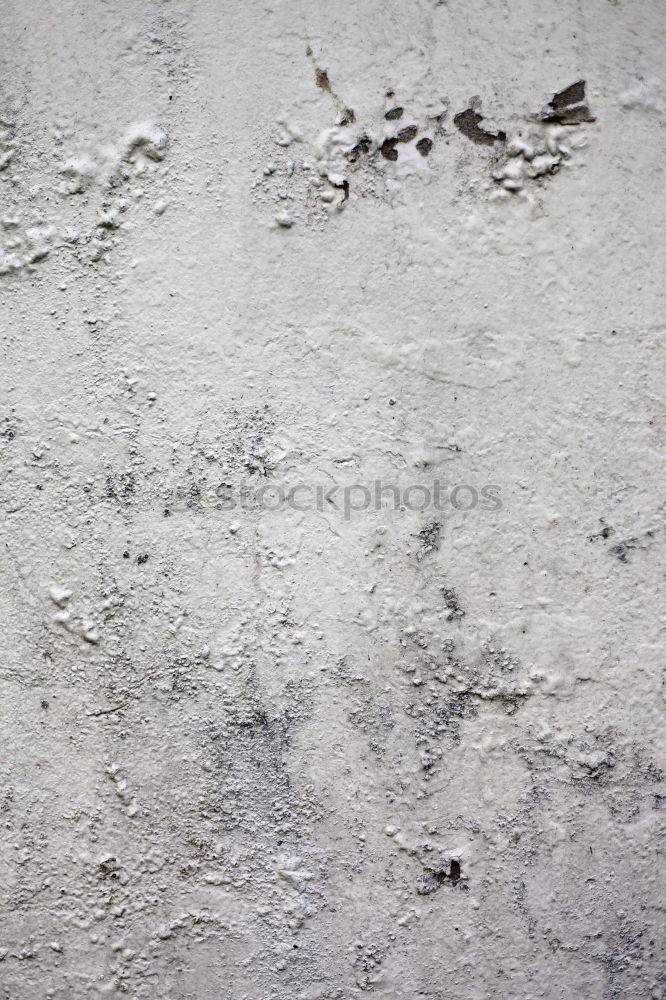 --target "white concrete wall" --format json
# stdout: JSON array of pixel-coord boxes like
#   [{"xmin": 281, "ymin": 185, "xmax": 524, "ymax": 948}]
[{"xmin": 0, "ymin": 1, "xmax": 664, "ymax": 997}]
